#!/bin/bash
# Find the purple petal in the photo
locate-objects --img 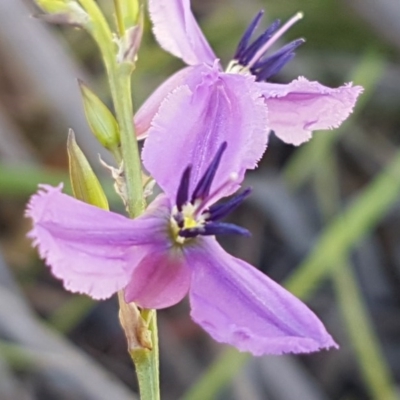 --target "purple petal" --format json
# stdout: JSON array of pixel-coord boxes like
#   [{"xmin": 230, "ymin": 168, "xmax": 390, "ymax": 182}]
[
  {"xmin": 25, "ymin": 185, "xmax": 170, "ymax": 300},
  {"xmin": 188, "ymin": 238, "xmax": 337, "ymax": 355},
  {"xmin": 148, "ymin": 0, "xmax": 216, "ymax": 66},
  {"xmin": 142, "ymin": 65, "xmax": 269, "ymax": 202},
  {"xmin": 259, "ymin": 77, "xmax": 363, "ymax": 146},
  {"xmin": 124, "ymin": 245, "xmax": 191, "ymax": 309},
  {"xmin": 135, "ymin": 67, "xmax": 195, "ymax": 140}
]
